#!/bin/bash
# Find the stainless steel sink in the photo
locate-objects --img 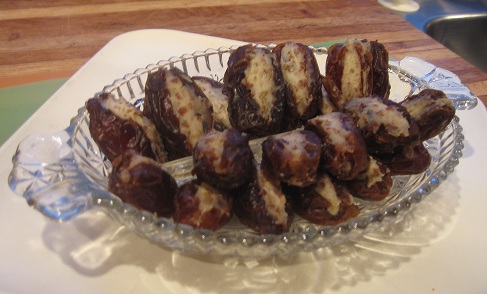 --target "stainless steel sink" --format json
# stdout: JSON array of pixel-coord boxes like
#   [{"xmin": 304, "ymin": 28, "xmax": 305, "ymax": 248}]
[
  {"xmin": 425, "ymin": 14, "xmax": 487, "ymax": 73},
  {"xmin": 395, "ymin": 0, "xmax": 487, "ymax": 73}
]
